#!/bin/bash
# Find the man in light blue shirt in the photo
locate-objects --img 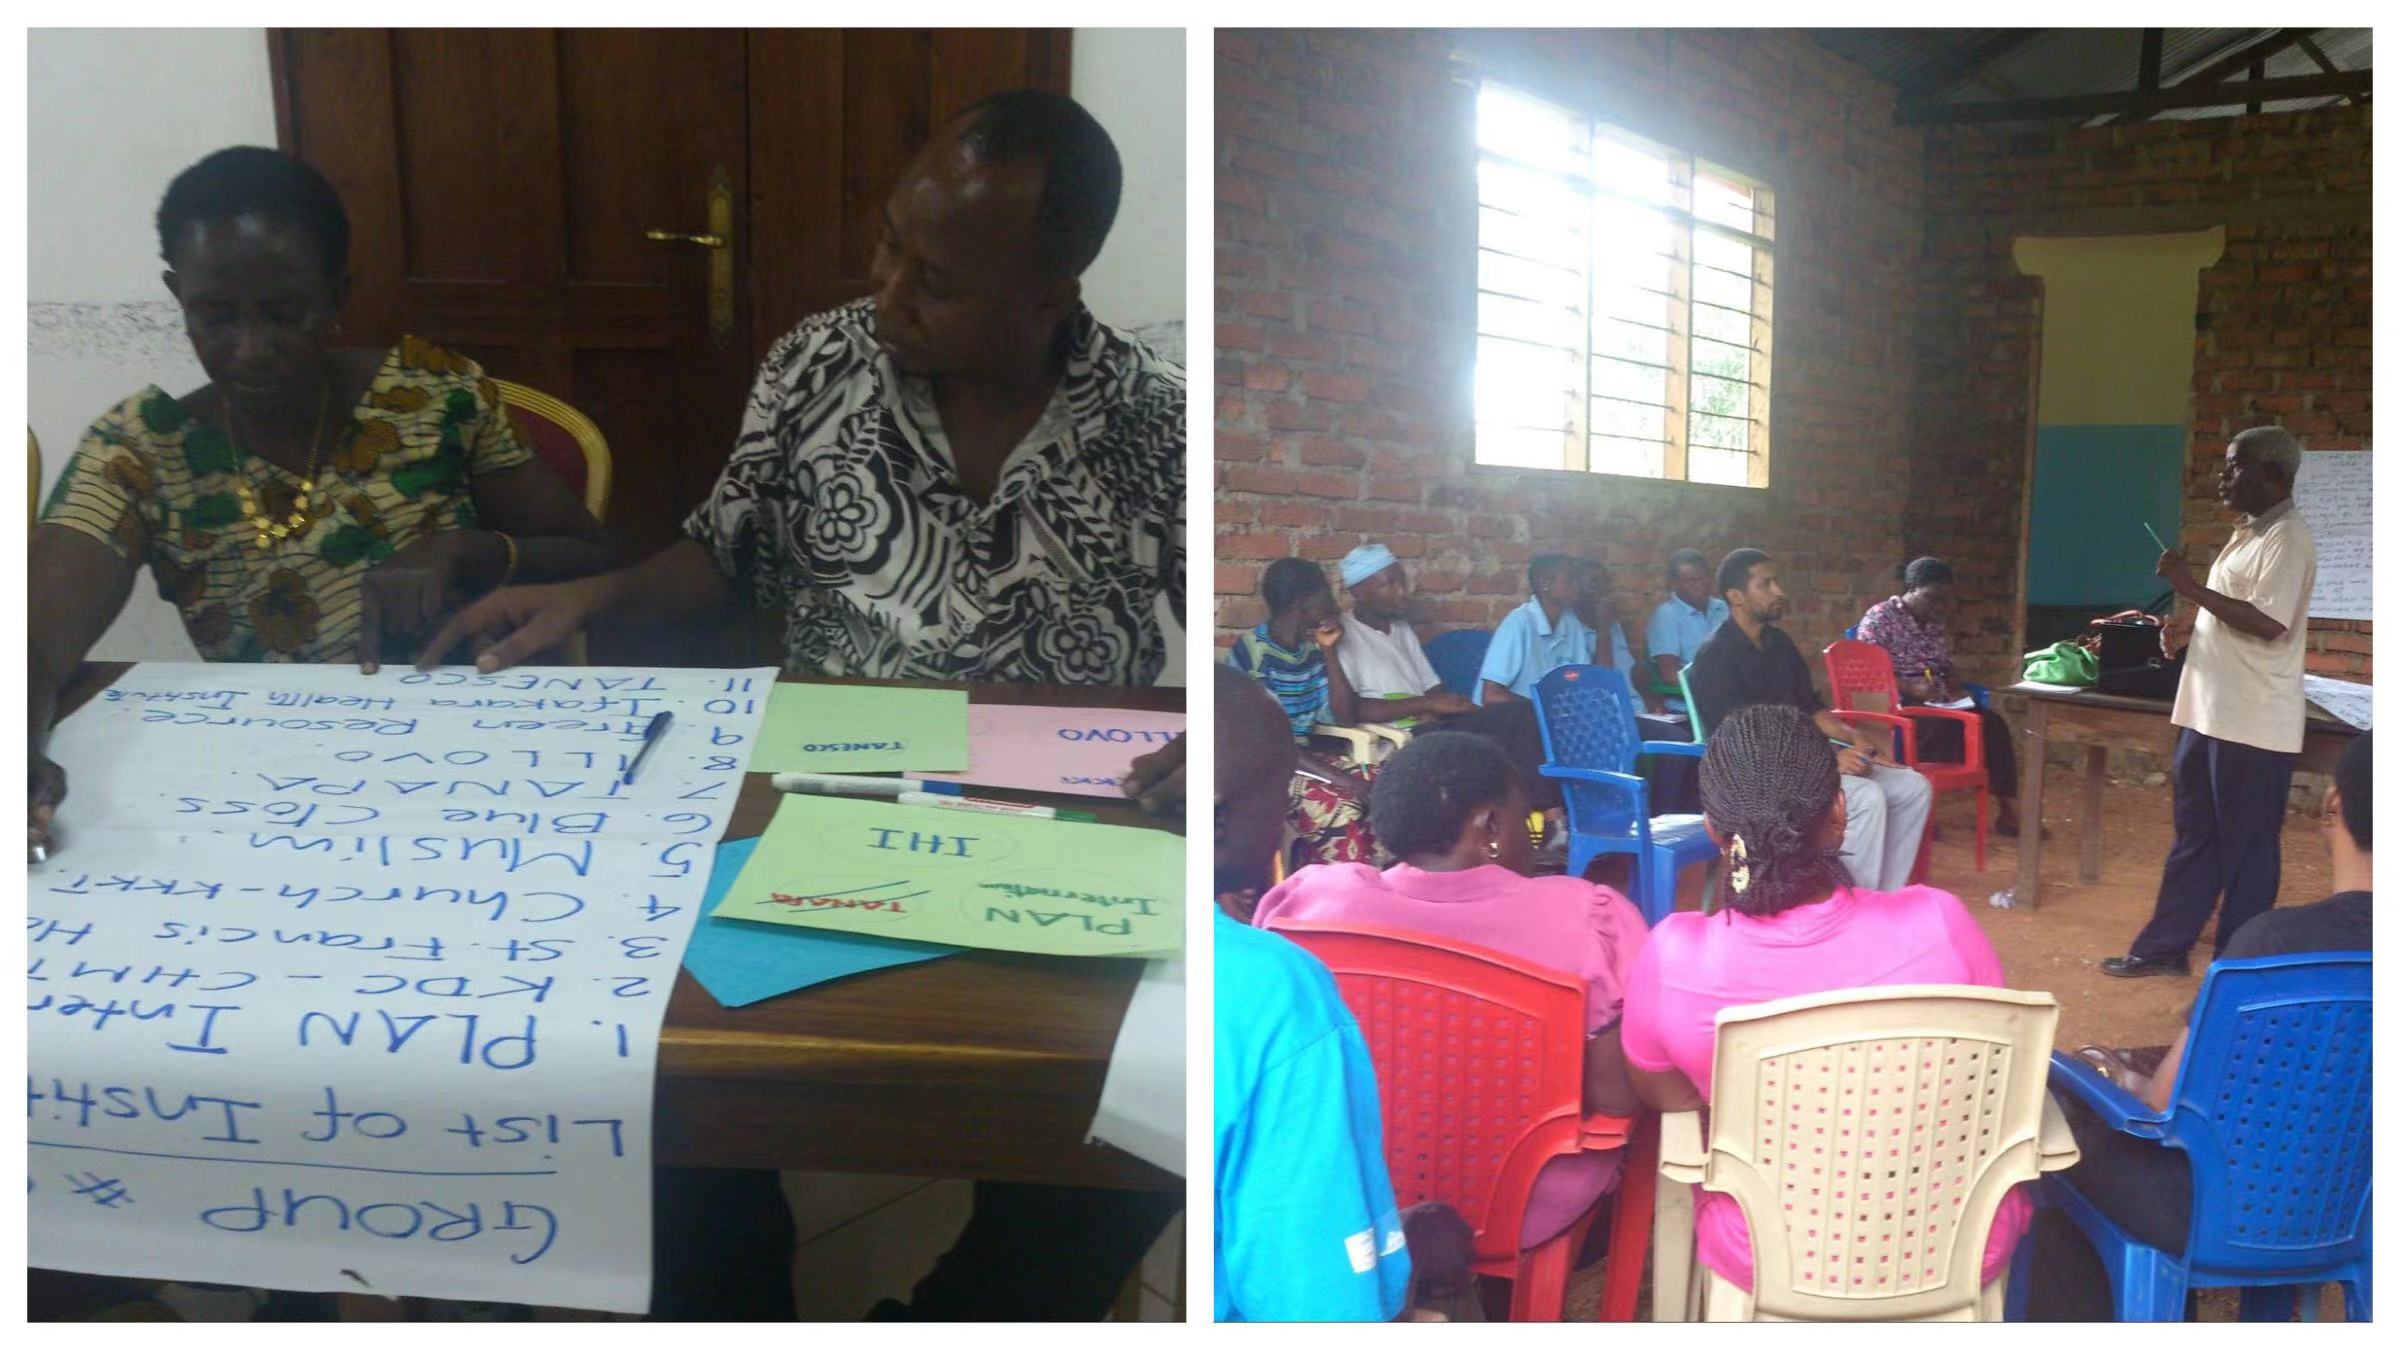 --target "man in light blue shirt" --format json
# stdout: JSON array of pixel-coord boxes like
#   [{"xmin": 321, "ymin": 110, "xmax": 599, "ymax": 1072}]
[
  {"xmin": 1474, "ymin": 552, "xmax": 1594, "ymax": 706},
  {"xmin": 1573, "ymin": 556, "xmax": 1641, "ymax": 678},
  {"xmin": 1645, "ymin": 547, "xmax": 1729, "ymax": 713}
]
